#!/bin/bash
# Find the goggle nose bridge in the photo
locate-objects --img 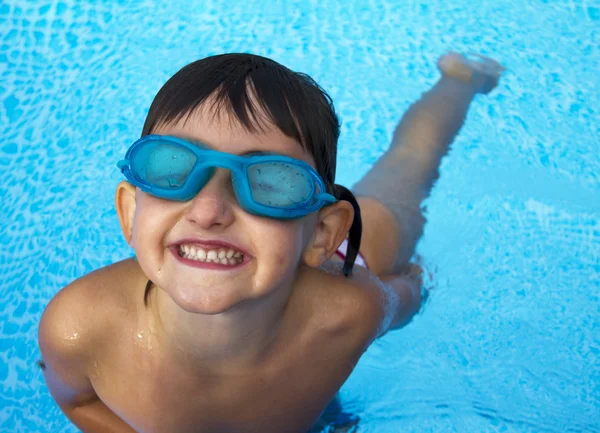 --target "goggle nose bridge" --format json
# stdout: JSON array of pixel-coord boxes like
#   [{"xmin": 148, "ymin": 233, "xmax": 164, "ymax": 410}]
[{"xmin": 187, "ymin": 155, "xmax": 247, "ymax": 189}]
